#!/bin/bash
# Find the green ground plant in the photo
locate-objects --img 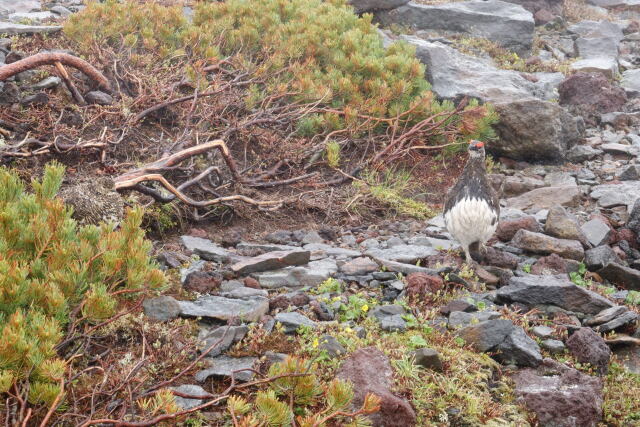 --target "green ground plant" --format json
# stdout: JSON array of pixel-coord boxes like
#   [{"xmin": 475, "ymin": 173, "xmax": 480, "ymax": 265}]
[{"xmin": 0, "ymin": 163, "xmax": 164, "ymax": 409}]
